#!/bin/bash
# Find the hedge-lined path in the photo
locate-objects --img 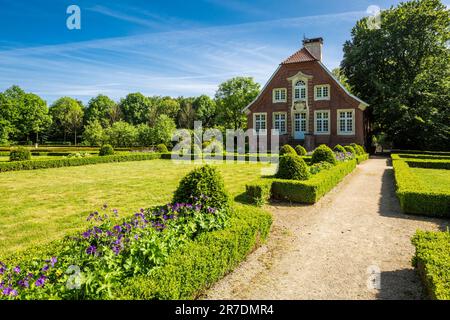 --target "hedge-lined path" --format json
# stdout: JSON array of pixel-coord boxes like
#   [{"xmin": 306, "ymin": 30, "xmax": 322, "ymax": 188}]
[{"xmin": 205, "ymin": 157, "xmax": 449, "ymax": 300}]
